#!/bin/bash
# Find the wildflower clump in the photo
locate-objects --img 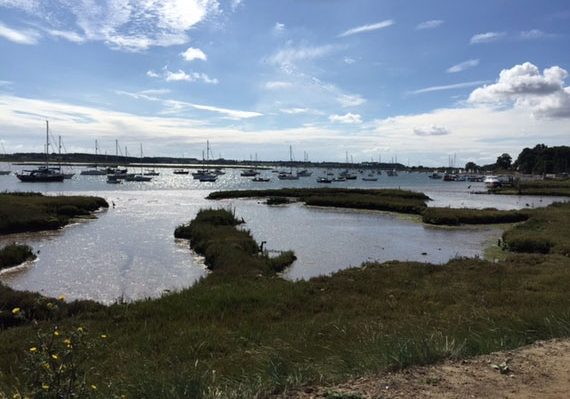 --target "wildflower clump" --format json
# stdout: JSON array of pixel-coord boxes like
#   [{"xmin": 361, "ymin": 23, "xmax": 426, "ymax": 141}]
[{"xmin": 23, "ymin": 325, "xmax": 103, "ymax": 398}]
